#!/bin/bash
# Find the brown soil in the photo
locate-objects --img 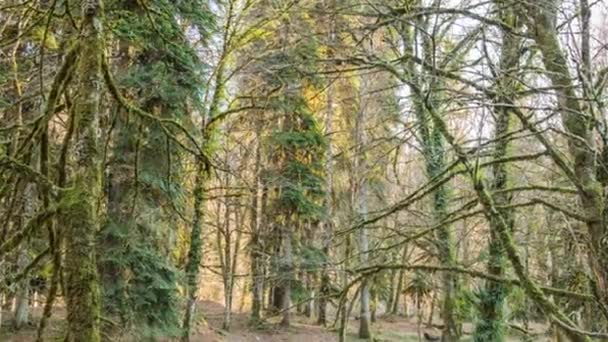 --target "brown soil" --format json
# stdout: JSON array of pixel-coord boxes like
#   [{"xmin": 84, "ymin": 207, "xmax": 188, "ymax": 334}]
[{"xmin": 1, "ymin": 301, "xmax": 550, "ymax": 341}]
